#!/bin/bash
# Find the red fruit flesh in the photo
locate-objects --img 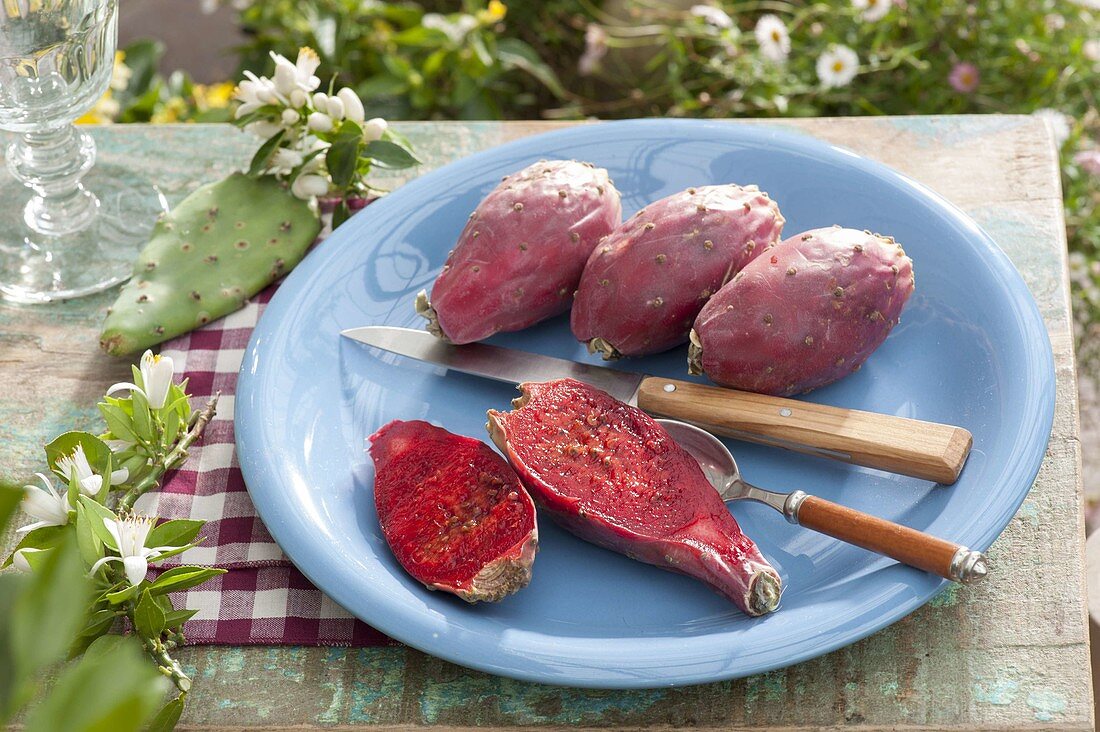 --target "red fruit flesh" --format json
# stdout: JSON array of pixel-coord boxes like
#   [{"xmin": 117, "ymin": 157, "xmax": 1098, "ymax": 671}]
[
  {"xmin": 487, "ymin": 379, "xmax": 781, "ymax": 616},
  {"xmin": 417, "ymin": 160, "xmax": 621, "ymax": 344},
  {"xmin": 369, "ymin": 420, "xmax": 538, "ymax": 603}
]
